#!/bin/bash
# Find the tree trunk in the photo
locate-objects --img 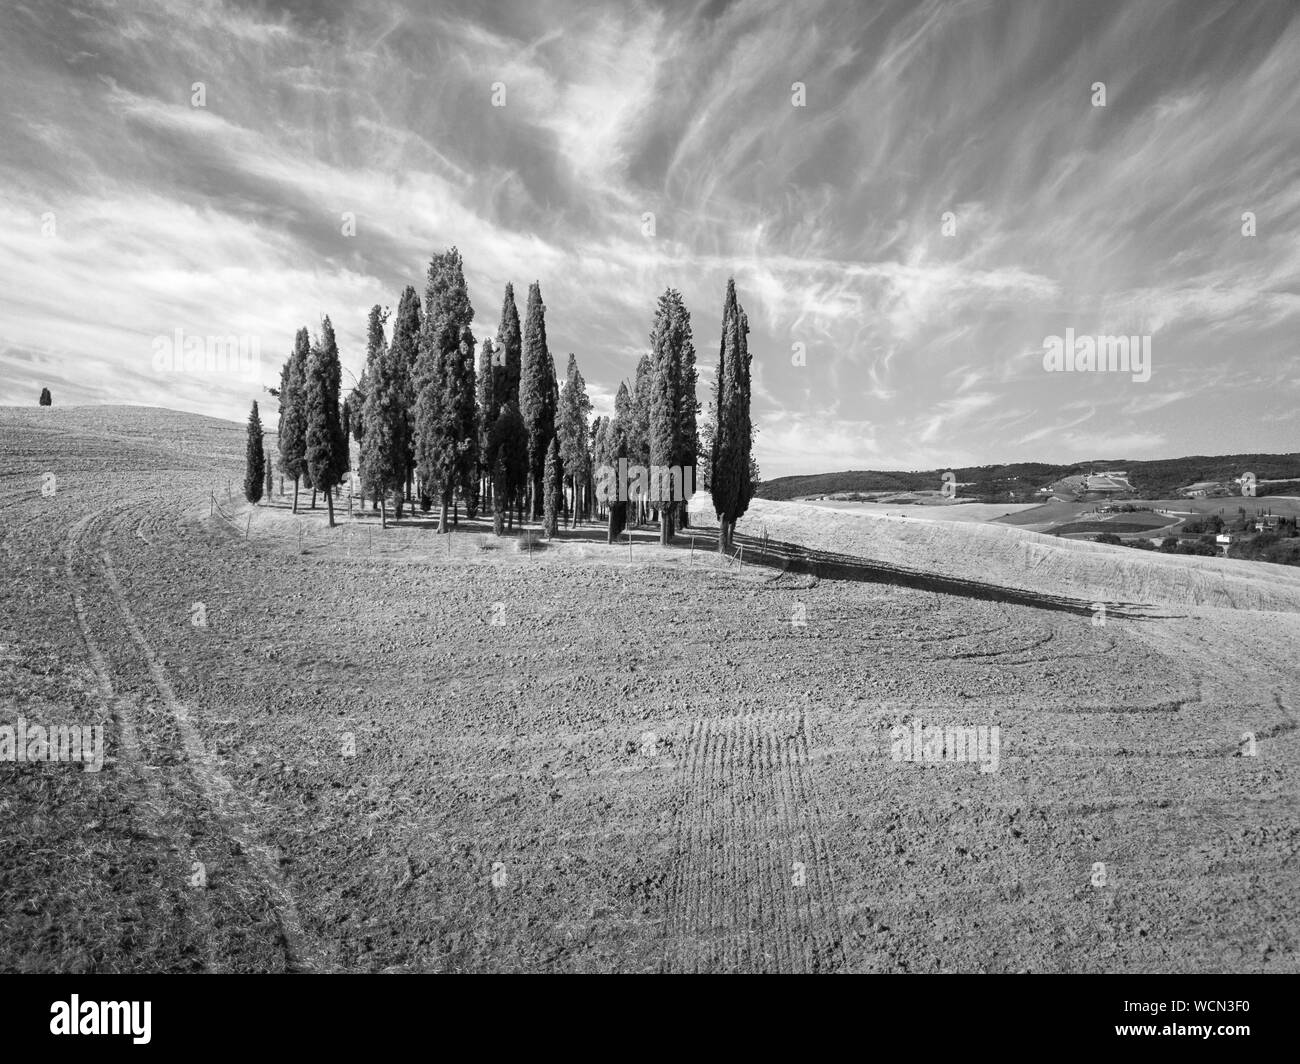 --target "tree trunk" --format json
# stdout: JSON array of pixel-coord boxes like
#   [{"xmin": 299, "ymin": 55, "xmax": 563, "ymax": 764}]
[
  {"xmin": 326, "ymin": 486, "xmax": 335, "ymax": 527},
  {"xmin": 380, "ymin": 496, "xmax": 387, "ymax": 530},
  {"xmin": 438, "ymin": 499, "xmax": 449, "ymax": 534},
  {"xmin": 292, "ymin": 477, "xmax": 300, "ymax": 514},
  {"xmin": 310, "ymin": 488, "xmax": 317, "ymax": 509}
]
